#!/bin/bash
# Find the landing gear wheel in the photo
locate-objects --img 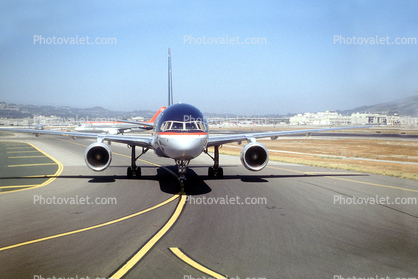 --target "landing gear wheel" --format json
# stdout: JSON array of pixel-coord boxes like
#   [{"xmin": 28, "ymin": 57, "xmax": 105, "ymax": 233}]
[
  {"xmin": 127, "ymin": 166, "xmax": 141, "ymax": 179},
  {"xmin": 205, "ymin": 145, "xmax": 224, "ymax": 179},
  {"xmin": 127, "ymin": 145, "xmax": 147, "ymax": 179},
  {"xmin": 179, "ymin": 178, "xmax": 185, "ymax": 191},
  {"xmin": 175, "ymin": 160, "xmax": 189, "ymax": 193},
  {"xmin": 208, "ymin": 167, "xmax": 223, "ymax": 178},
  {"xmin": 208, "ymin": 167, "xmax": 215, "ymax": 178},
  {"xmin": 135, "ymin": 167, "xmax": 141, "ymax": 178},
  {"xmin": 217, "ymin": 167, "xmax": 223, "ymax": 178}
]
